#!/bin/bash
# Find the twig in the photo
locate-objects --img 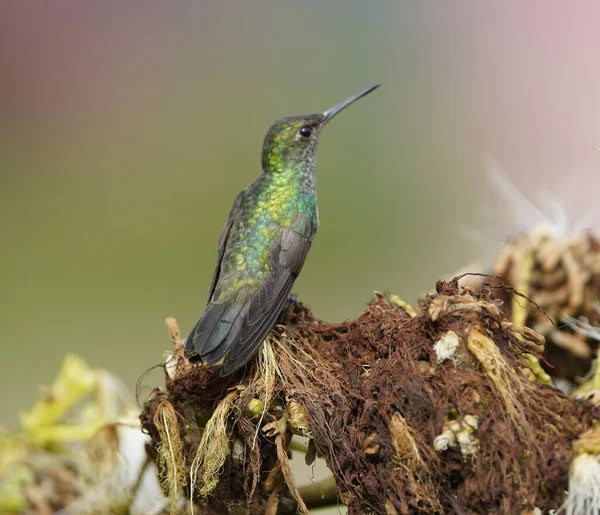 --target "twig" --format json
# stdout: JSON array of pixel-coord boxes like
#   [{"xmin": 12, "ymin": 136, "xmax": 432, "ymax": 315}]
[
  {"xmin": 128, "ymin": 454, "xmax": 152, "ymax": 506},
  {"xmin": 298, "ymin": 475, "xmax": 338, "ymax": 510},
  {"xmin": 165, "ymin": 317, "xmax": 184, "ymax": 354},
  {"xmin": 289, "ymin": 438, "xmax": 308, "ymax": 454}
]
